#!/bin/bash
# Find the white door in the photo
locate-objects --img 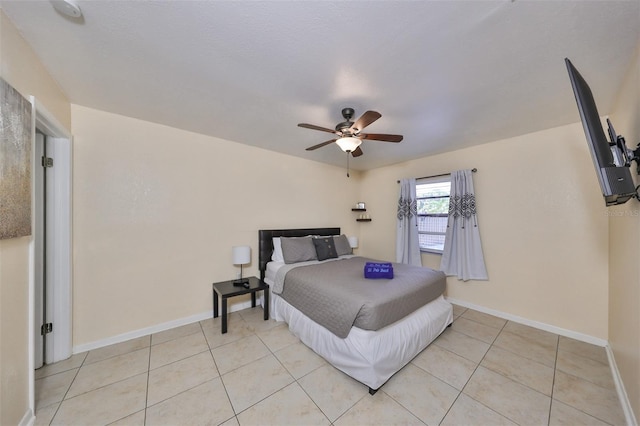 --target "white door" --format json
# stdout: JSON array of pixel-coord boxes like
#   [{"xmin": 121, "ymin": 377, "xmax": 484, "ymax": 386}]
[
  {"xmin": 34, "ymin": 133, "xmax": 71, "ymax": 367},
  {"xmin": 43, "ymin": 136, "xmax": 72, "ymax": 365}
]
